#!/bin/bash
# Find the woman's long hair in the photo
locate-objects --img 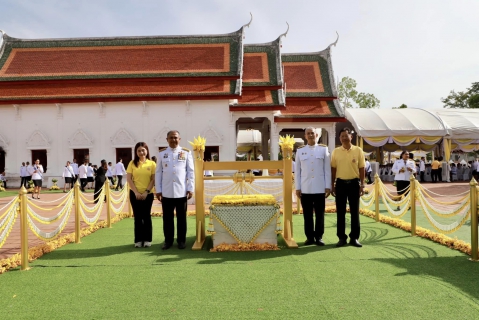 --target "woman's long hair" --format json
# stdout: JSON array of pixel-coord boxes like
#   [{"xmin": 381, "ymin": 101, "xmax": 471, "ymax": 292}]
[
  {"xmin": 400, "ymin": 151, "xmax": 408, "ymax": 159},
  {"xmin": 133, "ymin": 142, "xmax": 150, "ymax": 167}
]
